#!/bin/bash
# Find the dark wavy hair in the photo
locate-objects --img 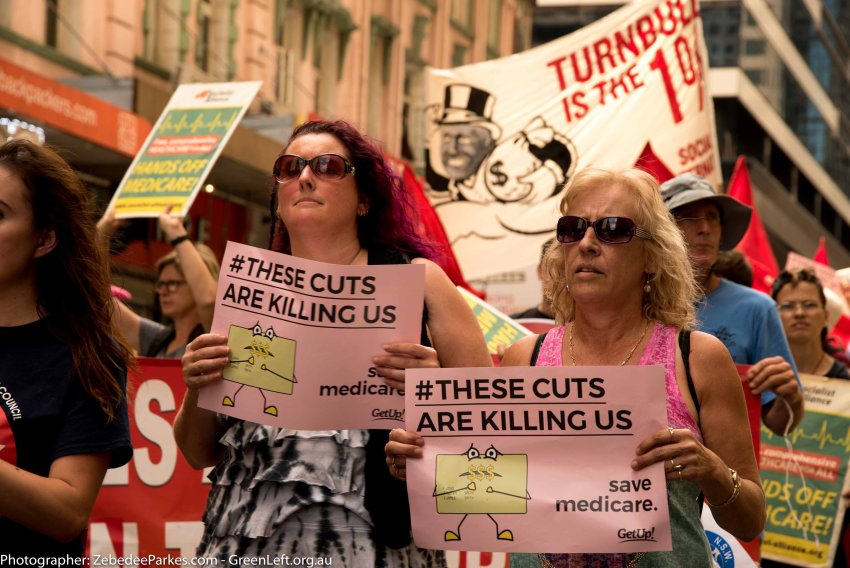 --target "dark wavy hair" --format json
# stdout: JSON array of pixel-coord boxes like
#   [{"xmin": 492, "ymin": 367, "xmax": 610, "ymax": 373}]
[
  {"xmin": 268, "ymin": 120, "xmax": 437, "ymax": 259},
  {"xmin": 770, "ymin": 268, "xmax": 841, "ymax": 358},
  {"xmin": 0, "ymin": 140, "xmax": 130, "ymax": 420}
]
